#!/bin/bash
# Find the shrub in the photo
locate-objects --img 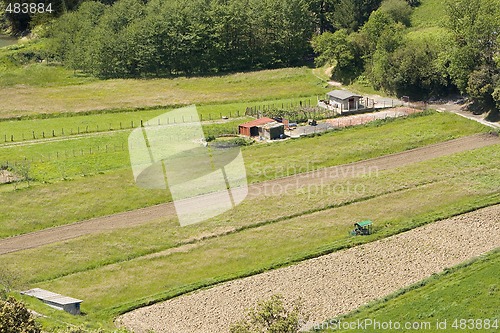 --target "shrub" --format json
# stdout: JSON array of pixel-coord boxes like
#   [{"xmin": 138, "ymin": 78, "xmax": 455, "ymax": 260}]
[{"xmin": 0, "ymin": 297, "xmax": 41, "ymax": 333}]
